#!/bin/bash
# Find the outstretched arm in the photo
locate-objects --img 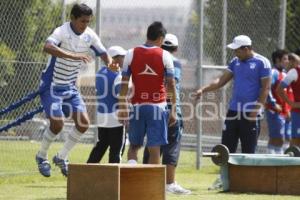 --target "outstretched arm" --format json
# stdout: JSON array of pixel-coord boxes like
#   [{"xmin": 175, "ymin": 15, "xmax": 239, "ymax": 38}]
[
  {"xmin": 195, "ymin": 70, "xmax": 233, "ymax": 99},
  {"xmin": 100, "ymin": 53, "xmax": 112, "ymax": 66},
  {"xmin": 118, "ymin": 76, "xmax": 130, "ymax": 124}
]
